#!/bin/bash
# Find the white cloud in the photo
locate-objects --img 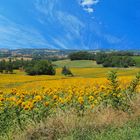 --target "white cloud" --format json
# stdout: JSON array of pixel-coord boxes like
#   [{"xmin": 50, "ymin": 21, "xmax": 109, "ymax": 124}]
[
  {"xmin": 56, "ymin": 11, "xmax": 85, "ymax": 37},
  {"xmin": 34, "ymin": 0, "xmax": 59, "ymax": 22},
  {"xmin": 0, "ymin": 15, "xmax": 55, "ymax": 49},
  {"xmin": 34, "ymin": 0, "xmax": 86, "ymax": 49},
  {"xmin": 81, "ymin": 0, "xmax": 99, "ymax": 6},
  {"xmin": 35, "ymin": 0, "xmax": 85, "ymax": 33},
  {"xmin": 80, "ymin": 0, "xmax": 99, "ymax": 13}
]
